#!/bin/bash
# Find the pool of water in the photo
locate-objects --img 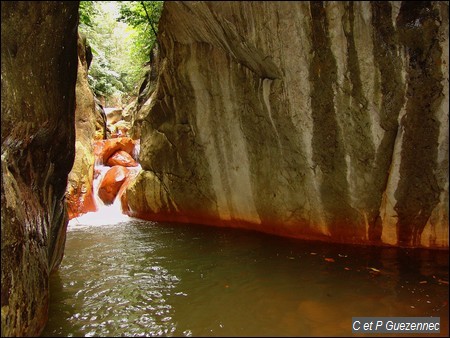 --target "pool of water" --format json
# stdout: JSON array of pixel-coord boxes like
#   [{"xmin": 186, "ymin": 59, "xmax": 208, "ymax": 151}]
[{"xmin": 42, "ymin": 218, "xmax": 448, "ymax": 337}]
